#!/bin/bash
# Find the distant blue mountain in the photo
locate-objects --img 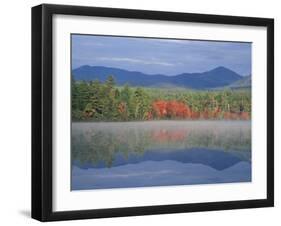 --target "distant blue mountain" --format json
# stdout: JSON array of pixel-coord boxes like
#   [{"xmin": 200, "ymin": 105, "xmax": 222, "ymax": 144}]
[
  {"xmin": 72, "ymin": 65, "xmax": 243, "ymax": 89},
  {"xmin": 227, "ymin": 75, "xmax": 251, "ymax": 89}
]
